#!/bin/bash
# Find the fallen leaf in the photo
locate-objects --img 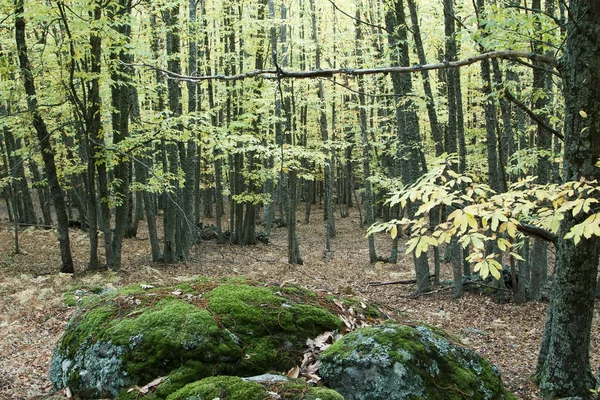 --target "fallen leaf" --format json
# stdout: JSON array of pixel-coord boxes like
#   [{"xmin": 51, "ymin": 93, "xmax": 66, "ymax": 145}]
[{"xmin": 286, "ymin": 365, "xmax": 300, "ymax": 378}]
